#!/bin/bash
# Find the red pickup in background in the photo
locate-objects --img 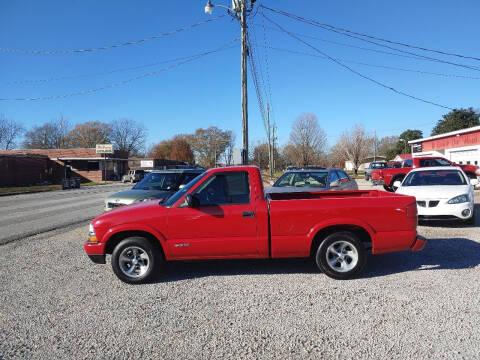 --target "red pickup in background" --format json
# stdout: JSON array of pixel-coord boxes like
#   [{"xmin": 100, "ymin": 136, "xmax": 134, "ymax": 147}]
[
  {"xmin": 371, "ymin": 156, "xmax": 480, "ymax": 192},
  {"xmin": 85, "ymin": 166, "xmax": 425, "ymax": 283}
]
